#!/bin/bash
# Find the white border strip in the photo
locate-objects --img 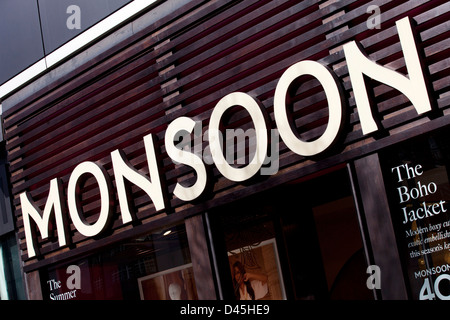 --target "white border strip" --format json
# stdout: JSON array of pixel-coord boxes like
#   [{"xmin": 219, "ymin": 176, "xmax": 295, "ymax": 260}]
[
  {"xmin": 0, "ymin": 0, "xmax": 157, "ymax": 100},
  {"xmin": 0, "ymin": 60, "xmax": 47, "ymax": 102}
]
